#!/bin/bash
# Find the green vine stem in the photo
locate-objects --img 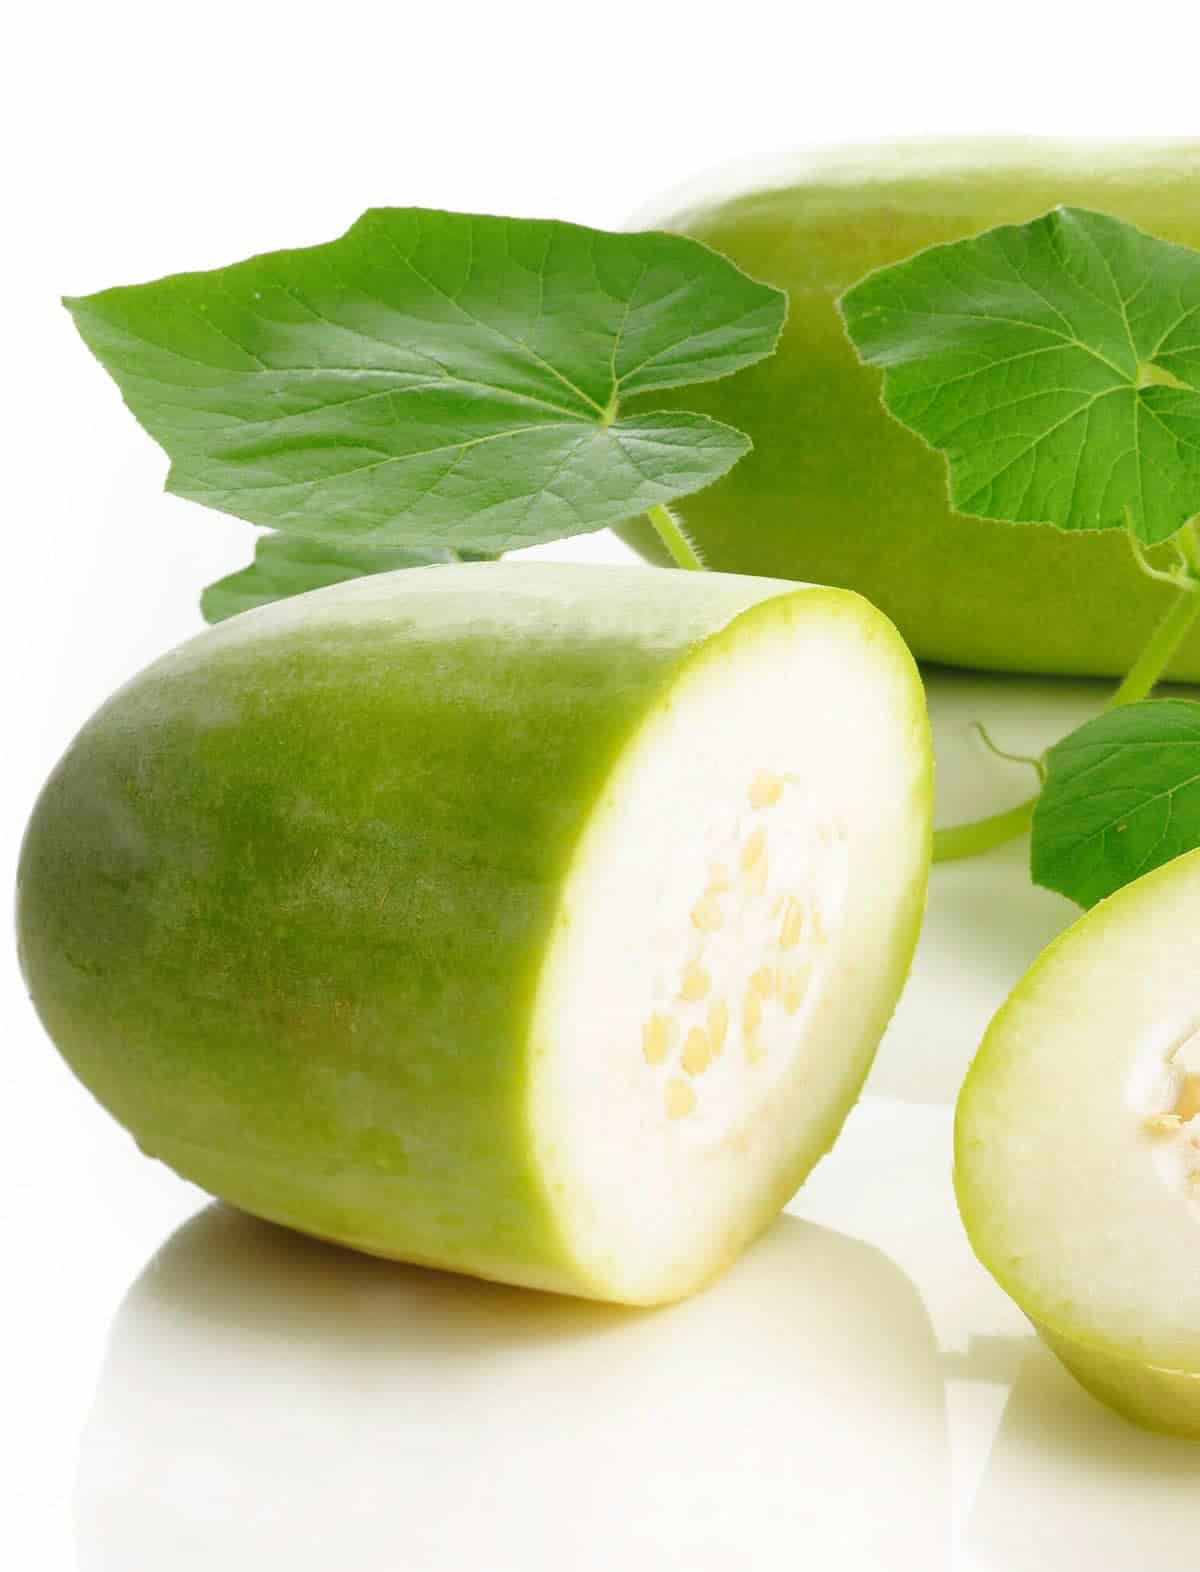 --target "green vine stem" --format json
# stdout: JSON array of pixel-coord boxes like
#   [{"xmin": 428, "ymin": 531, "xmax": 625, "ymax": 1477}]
[
  {"xmin": 1177, "ymin": 516, "xmax": 1200, "ymax": 577},
  {"xmin": 646, "ymin": 503, "xmax": 705, "ymax": 571},
  {"xmin": 932, "ymin": 797, "xmax": 1040, "ymax": 862},
  {"xmin": 1107, "ymin": 583, "xmax": 1200, "ymax": 708},
  {"xmin": 933, "ymin": 561, "xmax": 1200, "ymax": 864}
]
